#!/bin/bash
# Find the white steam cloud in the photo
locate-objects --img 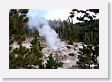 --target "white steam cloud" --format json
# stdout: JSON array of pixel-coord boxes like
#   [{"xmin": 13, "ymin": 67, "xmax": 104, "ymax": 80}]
[{"xmin": 28, "ymin": 16, "xmax": 66, "ymax": 50}]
